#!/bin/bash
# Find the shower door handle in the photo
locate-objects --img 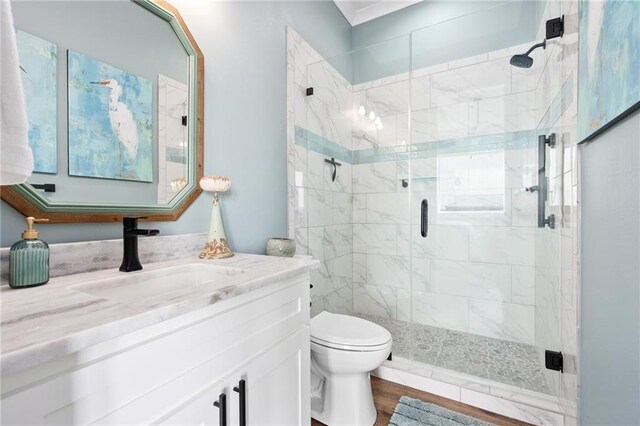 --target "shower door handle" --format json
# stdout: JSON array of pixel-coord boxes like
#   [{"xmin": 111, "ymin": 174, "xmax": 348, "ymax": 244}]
[
  {"xmin": 421, "ymin": 199, "xmax": 429, "ymax": 238},
  {"xmin": 538, "ymin": 133, "xmax": 557, "ymax": 229}
]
